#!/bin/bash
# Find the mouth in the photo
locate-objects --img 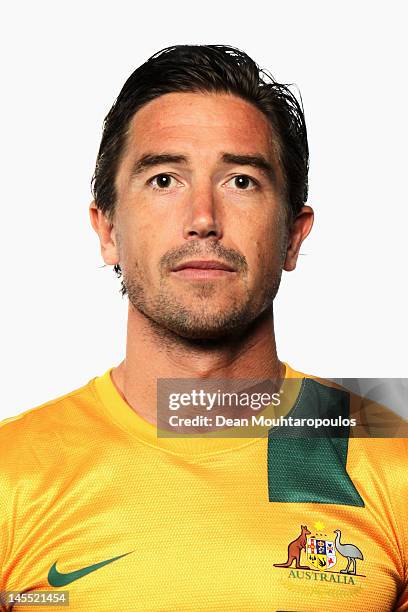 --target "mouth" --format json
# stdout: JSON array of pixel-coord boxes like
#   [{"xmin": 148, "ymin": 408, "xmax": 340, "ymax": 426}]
[{"xmin": 170, "ymin": 259, "xmax": 237, "ymax": 280}]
